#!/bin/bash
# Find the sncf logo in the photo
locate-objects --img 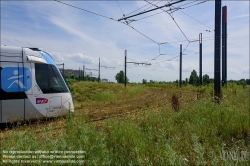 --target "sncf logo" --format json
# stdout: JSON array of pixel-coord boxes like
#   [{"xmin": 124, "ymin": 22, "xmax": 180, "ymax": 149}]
[{"xmin": 36, "ymin": 98, "xmax": 48, "ymax": 104}]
